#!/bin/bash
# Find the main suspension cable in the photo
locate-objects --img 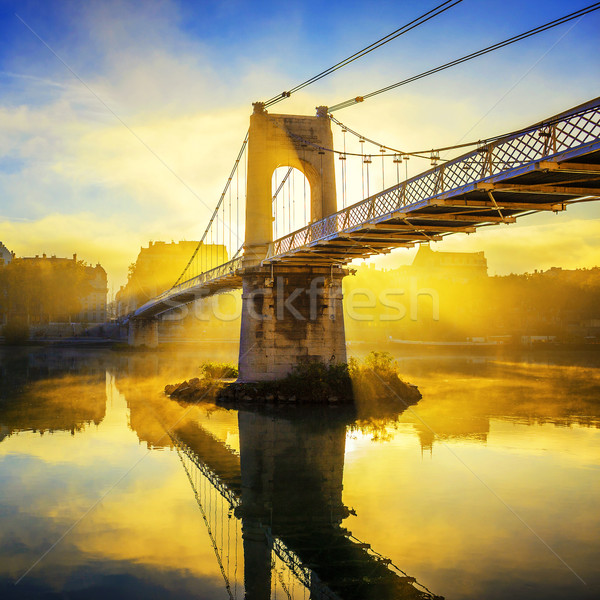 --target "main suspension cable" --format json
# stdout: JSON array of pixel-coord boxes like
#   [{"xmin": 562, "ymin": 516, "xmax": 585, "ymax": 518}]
[
  {"xmin": 262, "ymin": 99, "xmax": 595, "ymax": 164},
  {"xmin": 263, "ymin": 0, "xmax": 462, "ymax": 108},
  {"xmin": 173, "ymin": 132, "xmax": 248, "ymax": 287},
  {"xmin": 329, "ymin": 2, "xmax": 600, "ymax": 112}
]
